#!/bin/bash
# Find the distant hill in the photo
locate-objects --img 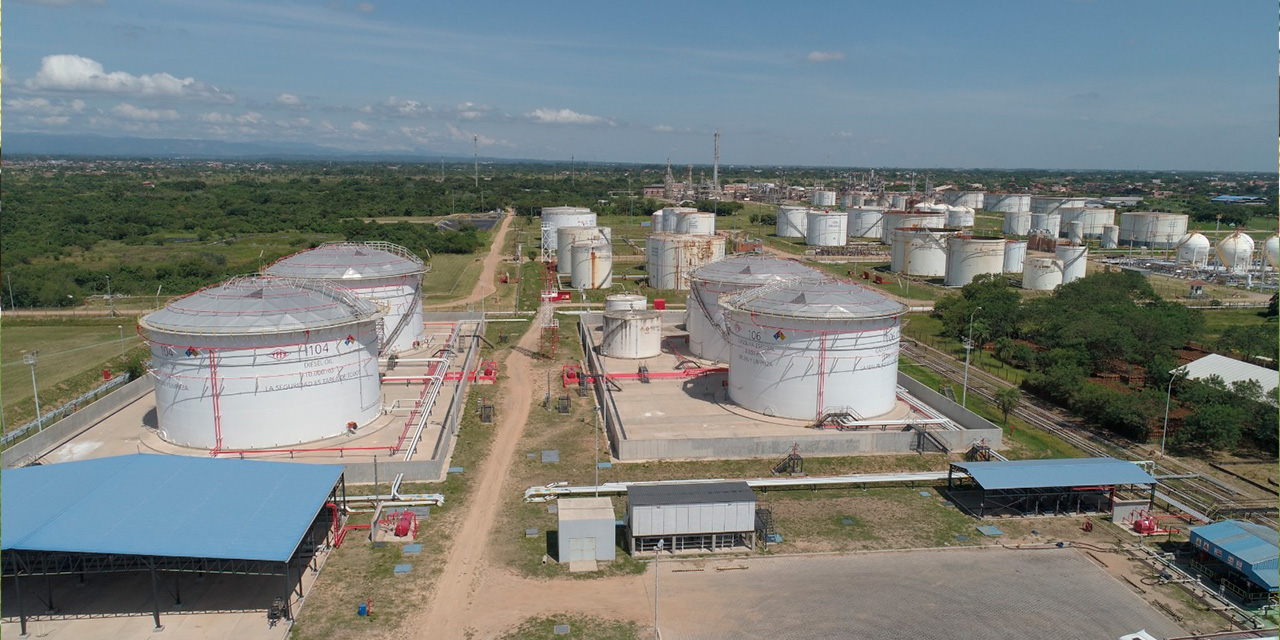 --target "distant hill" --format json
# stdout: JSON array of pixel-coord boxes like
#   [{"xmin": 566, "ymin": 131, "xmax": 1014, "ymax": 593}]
[{"xmin": 3, "ymin": 132, "xmax": 475, "ymax": 162}]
